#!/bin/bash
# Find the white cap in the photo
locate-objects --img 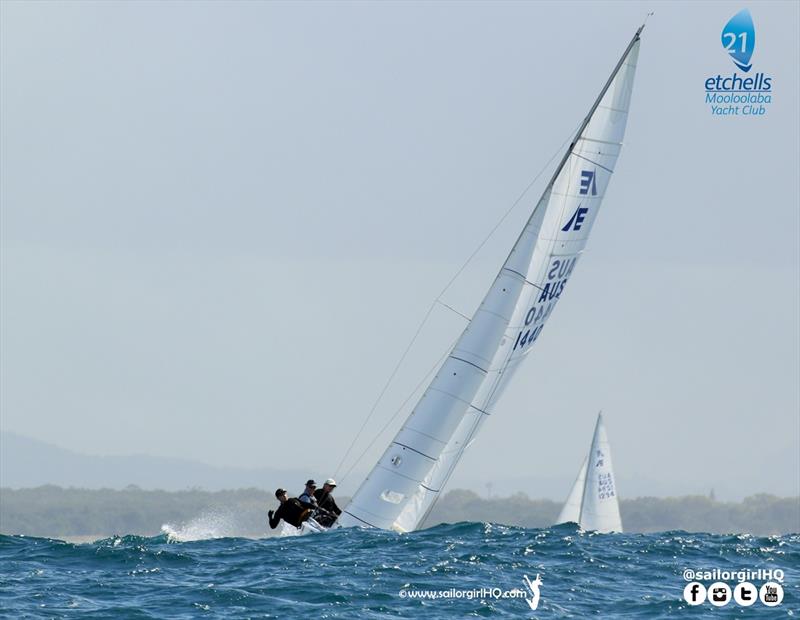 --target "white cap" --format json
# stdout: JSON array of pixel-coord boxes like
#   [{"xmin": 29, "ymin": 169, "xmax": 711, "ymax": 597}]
[{"xmin": 324, "ymin": 478, "xmax": 337, "ymax": 486}]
